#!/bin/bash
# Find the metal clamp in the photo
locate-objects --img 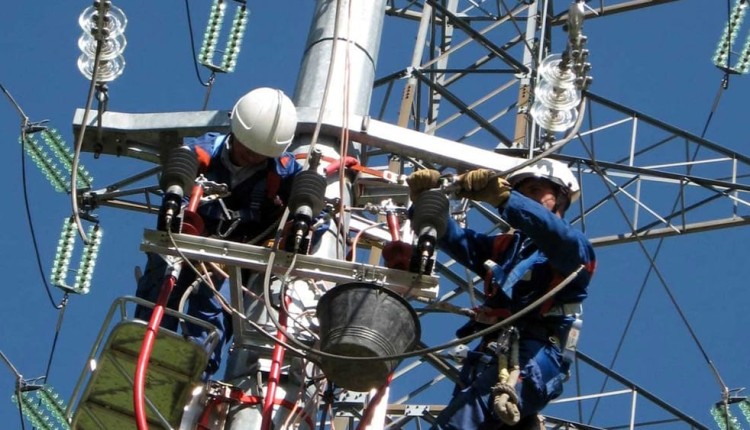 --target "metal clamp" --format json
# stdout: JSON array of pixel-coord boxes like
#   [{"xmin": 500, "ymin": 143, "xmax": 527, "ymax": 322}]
[{"xmin": 216, "ymin": 199, "xmax": 241, "ymax": 239}]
